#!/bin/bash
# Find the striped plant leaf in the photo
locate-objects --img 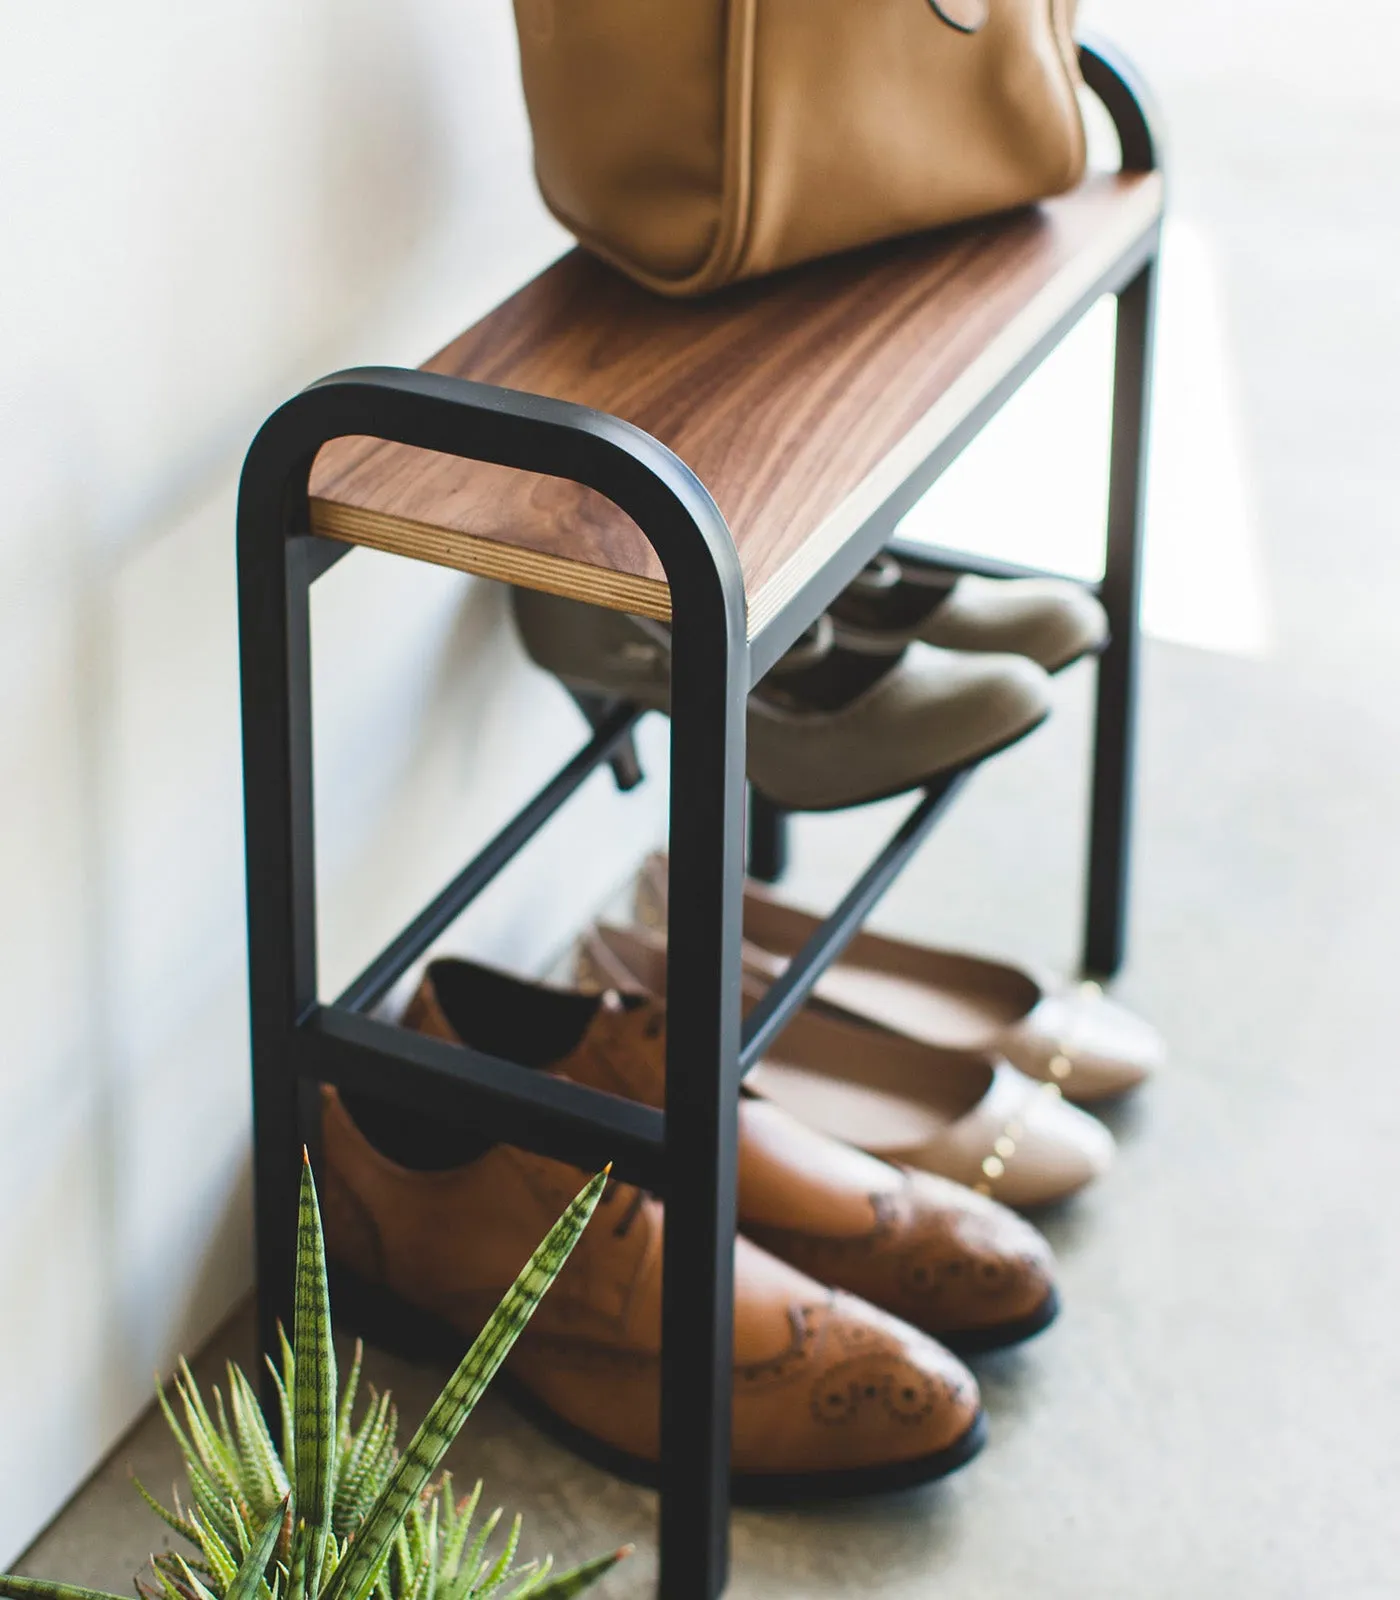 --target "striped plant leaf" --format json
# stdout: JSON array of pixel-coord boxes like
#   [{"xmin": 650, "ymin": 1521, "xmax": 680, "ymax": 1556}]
[
  {"xmin": 176, "ymin": 1456, "xmax": 242, "ymax": 1555},
  {"xmin": 412, "ymin": 1498, "xmax": 439, "ymax": 1600},
  {"xmin": 290, "ymin": 1155, "xmax": 337, "ymax": 1600},
  {"xmin": 191, "ymin": 1512, "xmax": 239, "ymax": 1591},
  {"xmin": 266, "ymin": 1330, "xmax": 296, "ymax": 1491},
  {"xmin": 132, "ymin": 1478, "xmax": 202, "ymax": 1545},
  {"xmin": 335, "ymin": 1344, "xmax": 364, "ymax": 1462},
  {"xmin": 0, "ymin": 1579, "xmax": 137, "ymax": 1600},
  {"xmin": 172, "ymin": 1560, "xmax": 217, "ymax": 1600},
  {"xmin": 150, "ymin": 1548, "xmax": 205, "ymax": 1600},
  {"xmin": 436, "ymin": 1482, "xmax": 482, "ymax": 1590},
  {"xmin": 526, "ymin": 1548, "xmax": 631, "ymax": 1600},
  {"xmin": 222, "ymin": 1503, "xmax": 286, "ymax": 1600},
  {"xmin": 470, "ymin": 1515, "xmax": 520, "ymax": 1600},
  {"xmin": 320, "ymin": 1169, "xmax": 610, "ymax": 1600},
  {"xmin": 176, "ymin": 1366, "xmax": 242, "ymax": 1496},
  {"xmin": 285, "ymin": 1520, "xmax": 310, "ymax": 1600},
  {"xmin": 155, "ymin": 1386, "xmax": 235, "ymax": 1532},
  {"xmin": 445, "ymin": 1507, "xmax": 499, "ymax": 1600},
  {"xmin": 229, "ymin": 1365, "xmax": 289, "ymax": 1511},
  {"xmin": 333, "ymin": 1392, "xmax": 394, "ymax": 1535},
  {"xmin": 142, "ymin": 1562, "xmax": 193, "ymax": 1600},
  {"xmin": 500, "ymin": 1560, "xmax": 548, "ymax": 1600}
]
